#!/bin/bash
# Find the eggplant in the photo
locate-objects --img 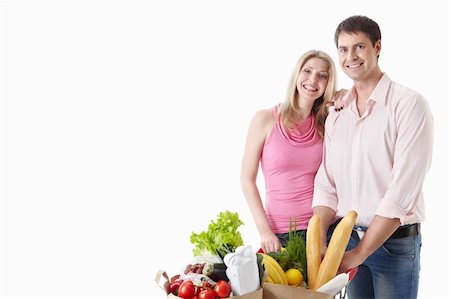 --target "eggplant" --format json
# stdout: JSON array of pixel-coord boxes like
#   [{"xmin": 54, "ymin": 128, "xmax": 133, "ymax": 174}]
[{"xmin": 203, "ymin": 262, "xmax": 229, "ymax": 282}]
